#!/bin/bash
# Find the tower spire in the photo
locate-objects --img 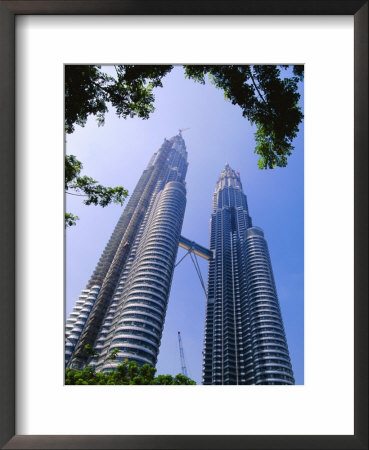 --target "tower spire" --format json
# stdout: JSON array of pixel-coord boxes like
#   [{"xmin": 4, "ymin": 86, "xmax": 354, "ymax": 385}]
[{"xmin": 178, "ymin": 127, "xmax": 190, "ymax": 136}]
